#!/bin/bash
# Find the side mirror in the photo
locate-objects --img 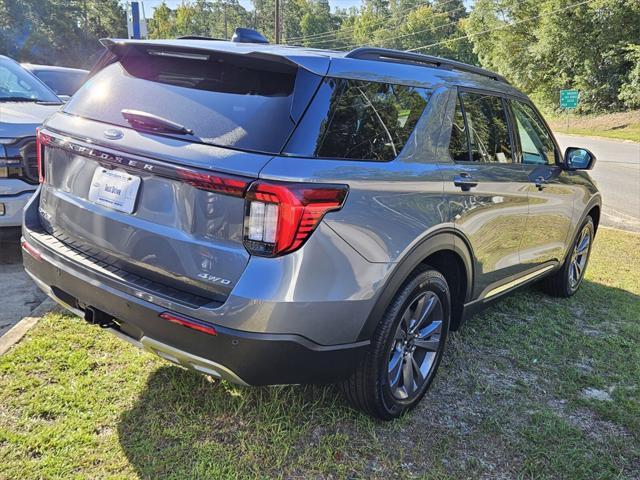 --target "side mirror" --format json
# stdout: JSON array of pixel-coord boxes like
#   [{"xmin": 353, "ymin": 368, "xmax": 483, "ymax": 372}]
[
  {"xmin": 57, "ymin": 94, "xmax": 71, "ymax": 103},
  {"xmin": 564, "ymin": 147, "xmax": 596, "ymax": 170}
]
